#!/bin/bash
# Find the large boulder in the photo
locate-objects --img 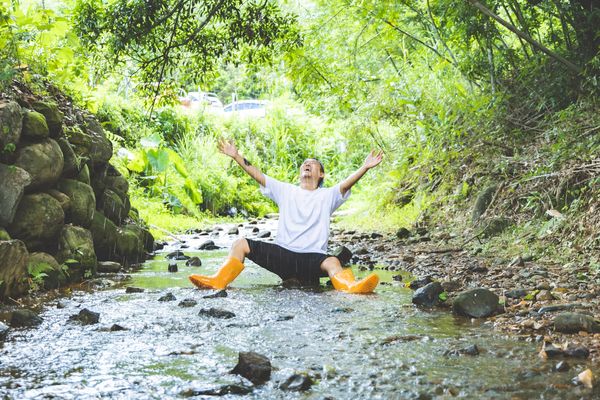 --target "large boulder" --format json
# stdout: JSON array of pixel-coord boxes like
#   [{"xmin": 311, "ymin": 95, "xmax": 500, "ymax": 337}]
[
  {"xmin": 0, "ymin": 240, "xmax": 30, "ymax": 298},
  {"xmin": 89, "ymin": 211, "xmax": 118, "ymax": 260},
  {"xmin": 46, "ymin": 189, "xmax": 71, "ymax": 213},
  {"xmin": 0, "ymin": 100, "xmax": 22, "ymax": 154},
  {"xmin": 14, "ymin": 138, "xmax": 64, "ymax": 190},
  {"xmin": 56, "ymin": 224, "xmax": 97, "ymax": 281},
  {"xmin": 0, "ymin": 164, "xmax": 31, "ymax": 226},
  {"xmin": 472, "ymin": 185, "xmax": 497, "ymax": 223},
  {"xmin": 98, "ymin": 188, "xmax": 129, "ymax": 225},
  {"xmin": 31, "ymin": 101, "xmax": 63, "ymax": 138},
  {"xmin": 7, "ymin": 193, "xmax": 64, "ymax": 251},
  {"xmin": 21, "ymin": 110, "xmax": 49, "ymax": 140},
  {"xmin": 115, "ymin": 226, "xmax": 145, "ymax": 266},
  {"xmin": 554, "ymin": 312, "xmax": 600, "ymax": 334},
  {"xmin": 66, "ymin": 124, "xmax": 112, "ymax": 167},
  {"xmin": 57, "ymin": 179, "xmax": 95, "ymax": 228},
  {"xmin": 56, "ymin": 137, "xmax": 79, "ymax": 177},
  {"xmin": 76, "ymin": 164, "xmax": 91, "ymax": 185},
  {"xmin": 122, "ymin": 223, "xmax": 154, "ymax": 253},
  {"xmin": 452, "ymin": 288, "xmax": 499, "ymax": 318},
  {"xmin": 231, "ymin": 352, "xmax": 272, "ymax": 385},
  {"xmin": 104, "ymin": 170, "xmax": 129, "ymax": 200},
  {"xmin": 412, "ymin": 282, "xmax": 444, "ymax": 308},
  {"xmin": 27, "ymin": 252, "xmax": 67, "ymax": 290}
]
